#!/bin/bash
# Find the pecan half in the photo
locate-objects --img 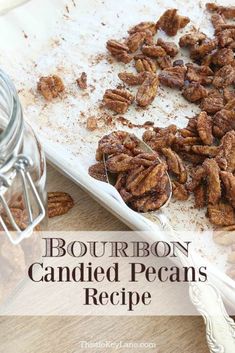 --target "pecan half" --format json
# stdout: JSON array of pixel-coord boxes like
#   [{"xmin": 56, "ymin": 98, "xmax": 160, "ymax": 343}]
[
  {"xmin": 203, "ymin": 159, "xmax": 221, "ymax": 205},
  {"xmin": 156, "ymin": 38, "xmax": 179, "ymax": 57},
  {"xmin": 185, "ymin": 64, "xmax": 214, "ymax": 85},
  {"xmin": 179, "ymin": 31, "xmax": 207, "ymax": 47},
  {"xmin": 173, "ymin": 181, "xmax": 189, "ymax": 201},
  {"xmin": 200, "ymin": 95, "xmax": 224, "ymax": 114},
  {"xmin": 157, "ymin": 56, "xmax": 172, "ymax": 69},
  {"xmin": 48, "ymin": 192, "xmax": 74, "ymax": 218},
  {"xmin": 88, "ymin": 162, "xmax": 107, "ymax": 182},
  {"xmin": 194, "ymin": 184, "xmax": 207, "ymax": 209},
  {"xmin": 190, "ymin": 39, "xmax": 218, "ymax": 60},
  {"xmin": 220, "ymin": 171, "xmax": 235, "ymax": 208},
  {"xmin": 156, "ymin": 9, "xmax": 190, "ymax": 36},
  {"xmin": 207, "ymin": 202, "xmax": 235, "ymax": 226},
  {"xmin": 106, "ymin": 40, "xmax": 132, "ymax": 63},
  {"xmin": 159, "ymin": 66, "xmax": 186, "ymax": 89},
  {"xmin": 128, "ymin": 22, "xmax": 157, "ymax": 35},
  {"xmin": 213, "ymin": 109, "xmax": 235, "ymax": 137},
  {"xmin": 37, "ymin": 75, "xmax": 64, "ymax": 101},
  {"xmin": 134, "ymin": 55, "xmax": 157, "ymax": 73},
  {"xmin": 212, "ymin": 48, "xmax": 234, "ymax": 66},
  {"xmin": 103, "ymin": 89, "xmax": 134, "ymax": 114},
  {"xmin": 136, "ymin": 73, "xmax": 159, "ymax": 107},
  {"xmin": 143, "ymin": 125, "xmax": 177, "ymax": 151},
  {"xmin": 206, "ymin": 3, "xmax": 235, "ymax": 20},
  {"xmin": 142, "ymin": 45, "xmax": 166, "ymax": 58},
  {"xmin": 118, "ymin": 72, "xmax": 147, "ymax": 86},
  {"xmin": 197, "ymin": 111, "xmax": 213, "ymax": 145},
  {"xmin": 216, "ymin": 131, "xmax": 235, "ymax": 173},
  {"xmin": 161, "ymin": 148, "xmax": 187, "ymax": 183},
  {"xmin": 126, "ymin": 32, "xmax": 146, "ymax": 53},
  {"xmin": 213, "ymin": 65, "xmax": 235, "ymax": 88},
  {"xmin": 182, "ymin": 83, "xmax": 208, "ymax": 103}
]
